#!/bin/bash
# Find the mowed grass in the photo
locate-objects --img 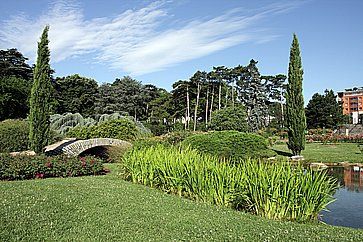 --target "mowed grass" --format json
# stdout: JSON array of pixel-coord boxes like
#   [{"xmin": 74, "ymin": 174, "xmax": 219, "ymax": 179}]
[
  {"xmin": 273, "ymin": 142, "xmax": 363, "ymax": 163},
  {"xmin": 1, "ymin": 164, "xmax": 362, "ymax": 241}
]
